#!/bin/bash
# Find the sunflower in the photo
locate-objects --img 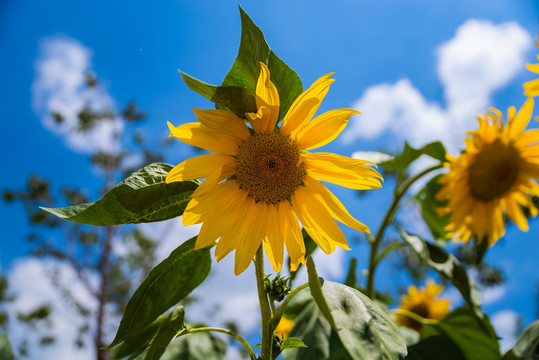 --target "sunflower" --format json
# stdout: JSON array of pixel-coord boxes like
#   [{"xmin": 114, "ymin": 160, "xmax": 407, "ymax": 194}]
[
  {"xmin": 523, "ymin": 39, "xmax": 539, "ymax": 97},
  {"xmin": 436, "ymin": 98, "xmax": 539, "ymax": 246},
  {"xmin": 275, "ymin": 316, "xmax": 294, "ymax": 341},
  {"xmin": 166, "ymin": 63, "xmax": 382, "ymax": 275},
  {"xmin": 395, "ymin": 281, "xmax": 450, "ymax": 332}
]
